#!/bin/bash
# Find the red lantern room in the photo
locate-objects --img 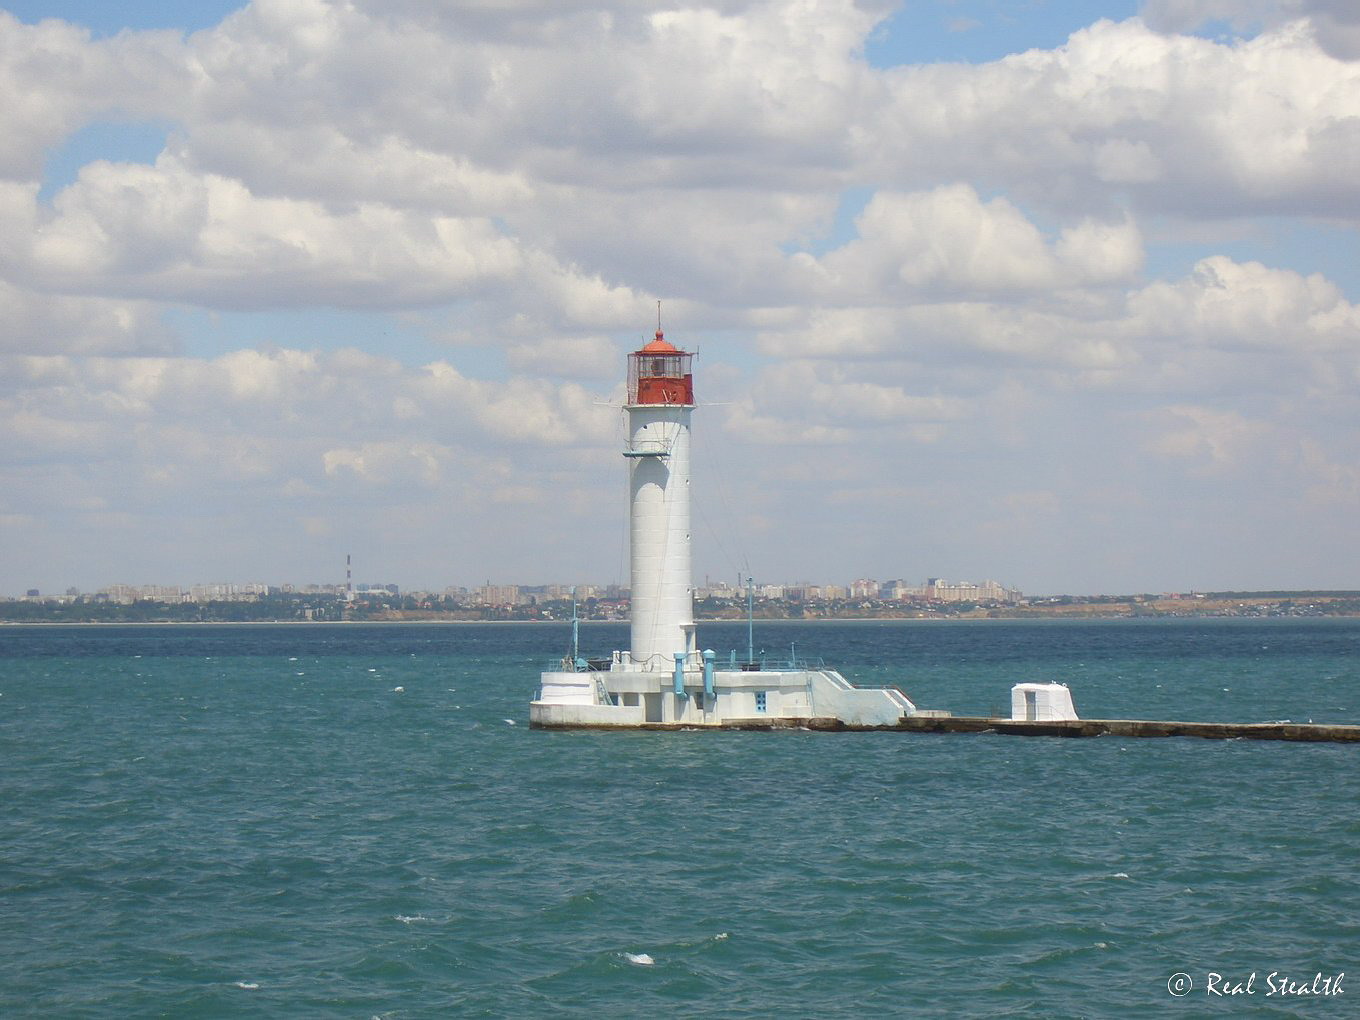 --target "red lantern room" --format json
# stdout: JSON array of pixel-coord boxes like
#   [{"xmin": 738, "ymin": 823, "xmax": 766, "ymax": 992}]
[{"xmin": 627, "ymin": 329, "xmax": 694, "ymax": 406}]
